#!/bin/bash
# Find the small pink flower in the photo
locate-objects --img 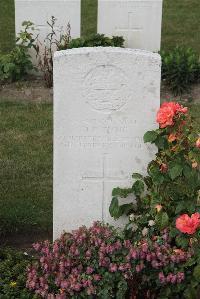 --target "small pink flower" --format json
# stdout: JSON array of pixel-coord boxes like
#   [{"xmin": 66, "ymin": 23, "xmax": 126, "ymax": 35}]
[
  {"xmin": 86, "ymin": 267, "xmax": 94, "ymax": 274},
  {"xmin": 109, "ymin": 263, "xmax": 117, "ymax": 272},
  {"xmin": 196, "ymin": 138, "xmax": 200, "ymax": 148}
]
